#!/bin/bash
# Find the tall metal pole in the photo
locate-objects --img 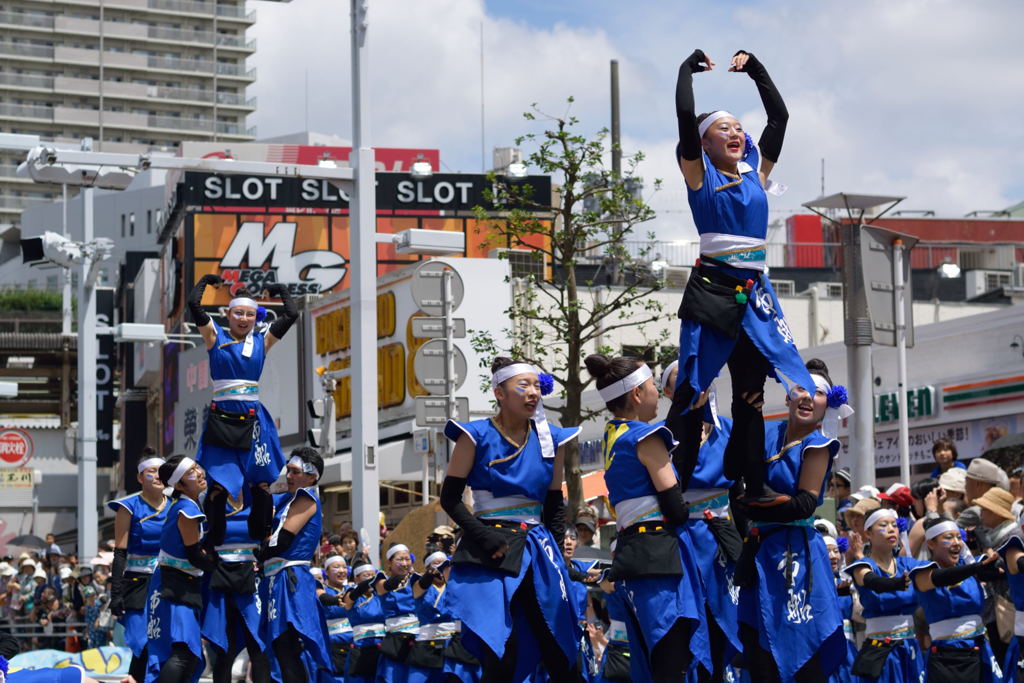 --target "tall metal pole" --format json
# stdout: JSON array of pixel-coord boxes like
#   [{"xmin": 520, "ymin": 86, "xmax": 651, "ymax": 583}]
[
  {"xmin": 893, "ymin": 239, "xmax": 911, "ymax": 484},
  {"xmin": 841, "ymin": 224, "xmax": 875, "ymax": 489},
  {"xmin": 77, "ymin": 187, "xmax": 98, "ymax": 558},
  {"xmin": 349, "ymin": 0, "xmax": 380, "ymax": 563},
  {"xmin": 61, "ymin": 185, "xmax": 71, "ymax": 336},
  {"xmin": 610, "ymin": 60, "xmax": 621, "ymax": 176}
]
